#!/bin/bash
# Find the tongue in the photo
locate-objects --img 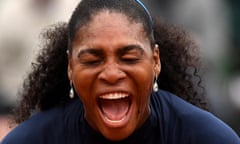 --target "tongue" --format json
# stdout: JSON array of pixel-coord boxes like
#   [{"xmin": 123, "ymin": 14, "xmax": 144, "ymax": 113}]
[{"xmin": 100, "ymin": 98, "xmax": 130, "ymax": 121}]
